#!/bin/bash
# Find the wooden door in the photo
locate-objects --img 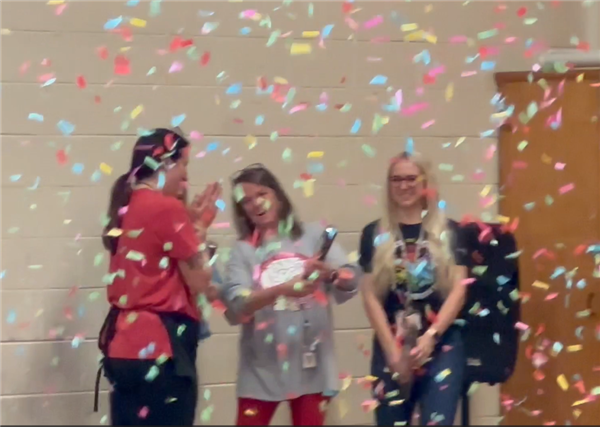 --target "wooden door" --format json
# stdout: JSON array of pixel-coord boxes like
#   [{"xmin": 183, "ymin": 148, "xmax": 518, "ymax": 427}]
[{"xmin": 496, "ymin": 70, "xmax": 600, "ymax": 425}]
